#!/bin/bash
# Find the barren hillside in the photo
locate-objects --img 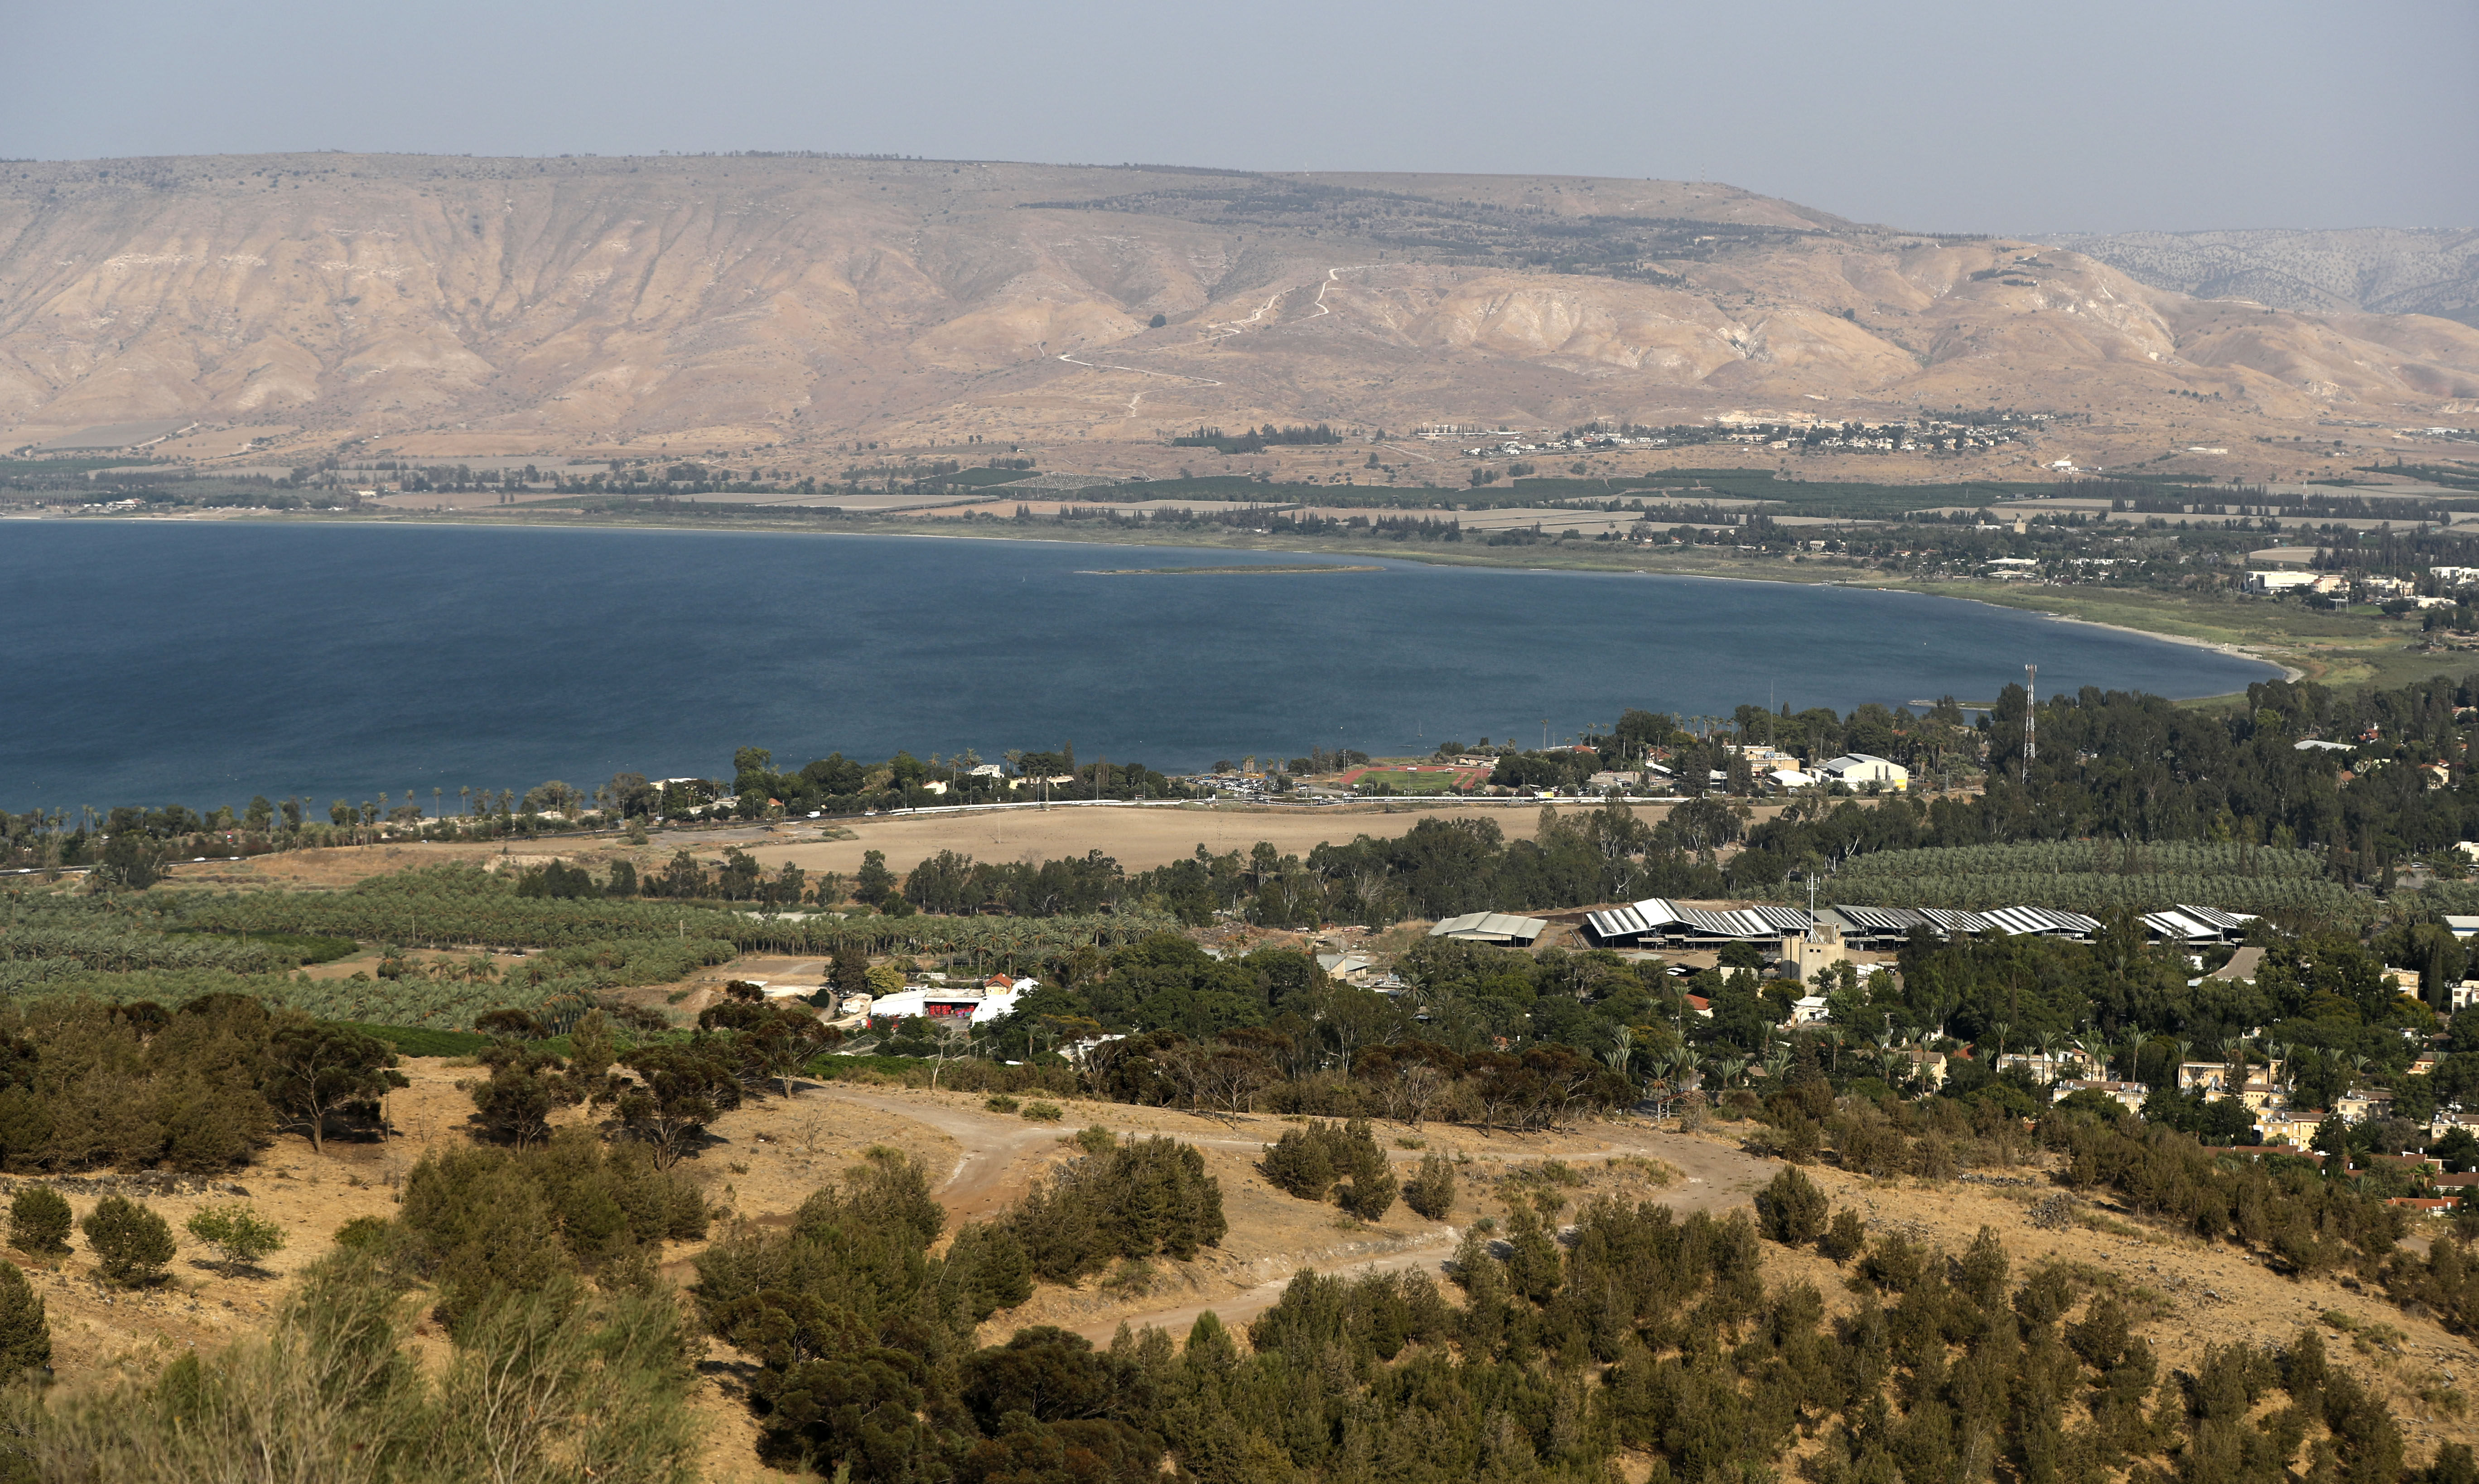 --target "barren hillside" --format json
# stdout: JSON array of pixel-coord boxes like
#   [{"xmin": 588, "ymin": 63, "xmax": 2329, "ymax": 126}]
[
  {"xmin": 1, "ymin": 154, "xmax": 2474, "ymax": 463},
  {"xmin": 2059, "ymin": 226, "xmax": 2479, "ymax": 328}
]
